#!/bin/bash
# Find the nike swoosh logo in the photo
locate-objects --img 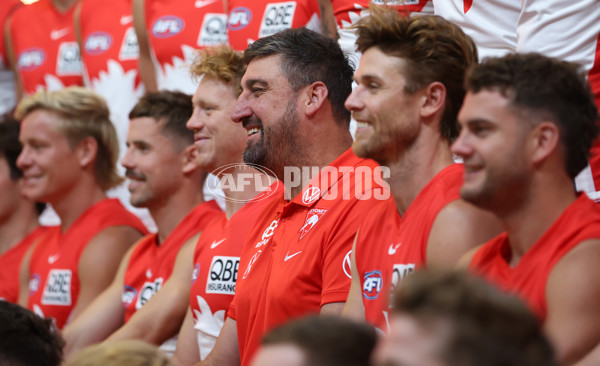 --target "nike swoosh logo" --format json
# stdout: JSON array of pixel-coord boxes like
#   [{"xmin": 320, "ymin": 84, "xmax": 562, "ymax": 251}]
[
  {"xmin": 284, "ymin": 250, "xmax": 302, "ymax": 262},
  {"xmin": 210, "ymin": 238, "xmax": 226, "ymax": 249},
  {"xmin": 195, "ymin": 0, "xmax": 218, "ymax": 8},
  {"xmin": 388, "ymin": 243, "xmax": 401, "ymax": 255},
  {"xmin": 120, "ymin": 15, "xmax": 133, "ymax": 25},
  {"xmin": 50, "ymin": 28, "xmax": 70, "ymax": 41}
]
